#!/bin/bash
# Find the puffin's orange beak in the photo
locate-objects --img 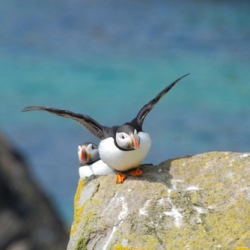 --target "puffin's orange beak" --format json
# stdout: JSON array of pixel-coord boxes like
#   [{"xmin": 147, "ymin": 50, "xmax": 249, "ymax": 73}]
[
  {"xmin": 132, "ymin": 134, "xmax": 140, "ymax": 149},
  {"xmin": 79, "ymin": 146, "xmax": 86, "ymax": 163}
]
